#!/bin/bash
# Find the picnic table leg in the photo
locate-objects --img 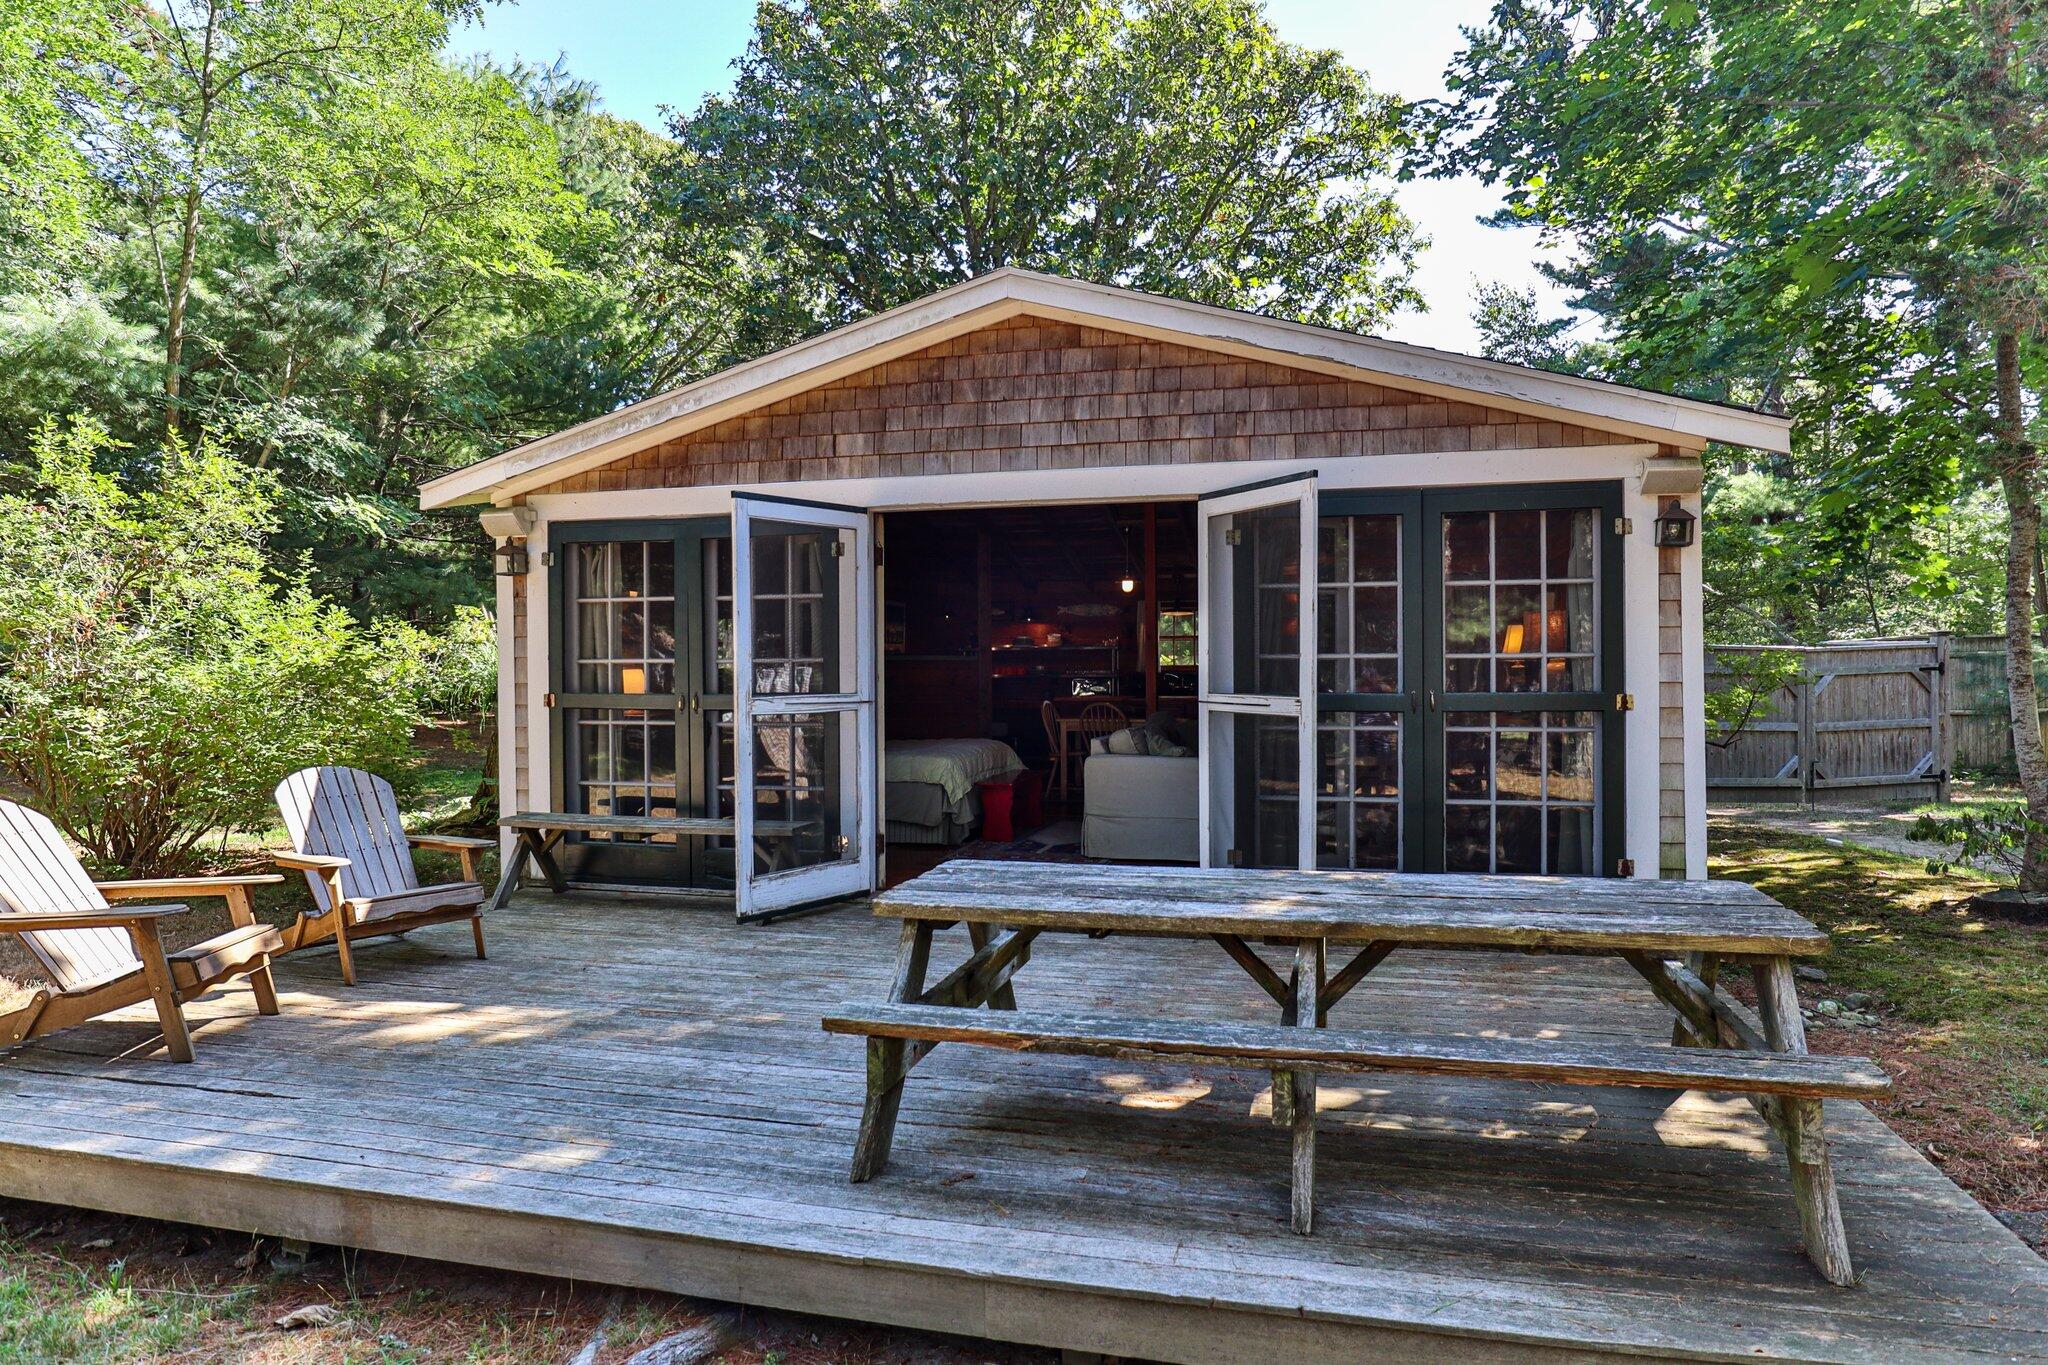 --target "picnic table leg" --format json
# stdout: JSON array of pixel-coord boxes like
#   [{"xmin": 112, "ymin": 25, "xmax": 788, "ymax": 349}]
[
  {"xmin": 1289, "ymin": 937, "xmax": 1324, "ymax": 1234},
  {"xmin": 530, "ymin": 830, "xmax": 569, "ymax": 894},
  {"xmin": 485, "ymin": 832, "xmax": 536, "ymax": 915},
  {"xmin": 851, "ymin": 919, "xmax": 935, "ymax": 1183},
  {"xmin": 1754, "ymin": 954, "xmax": 1856, "ymax": 1286},
  {"xmin": 966, "ymin": 921, "xmax": 1017, "ymax": 1010},
  {"xmin": 1672, "ymin": 952, "xmax": 1717, "ymax": 1046}
]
